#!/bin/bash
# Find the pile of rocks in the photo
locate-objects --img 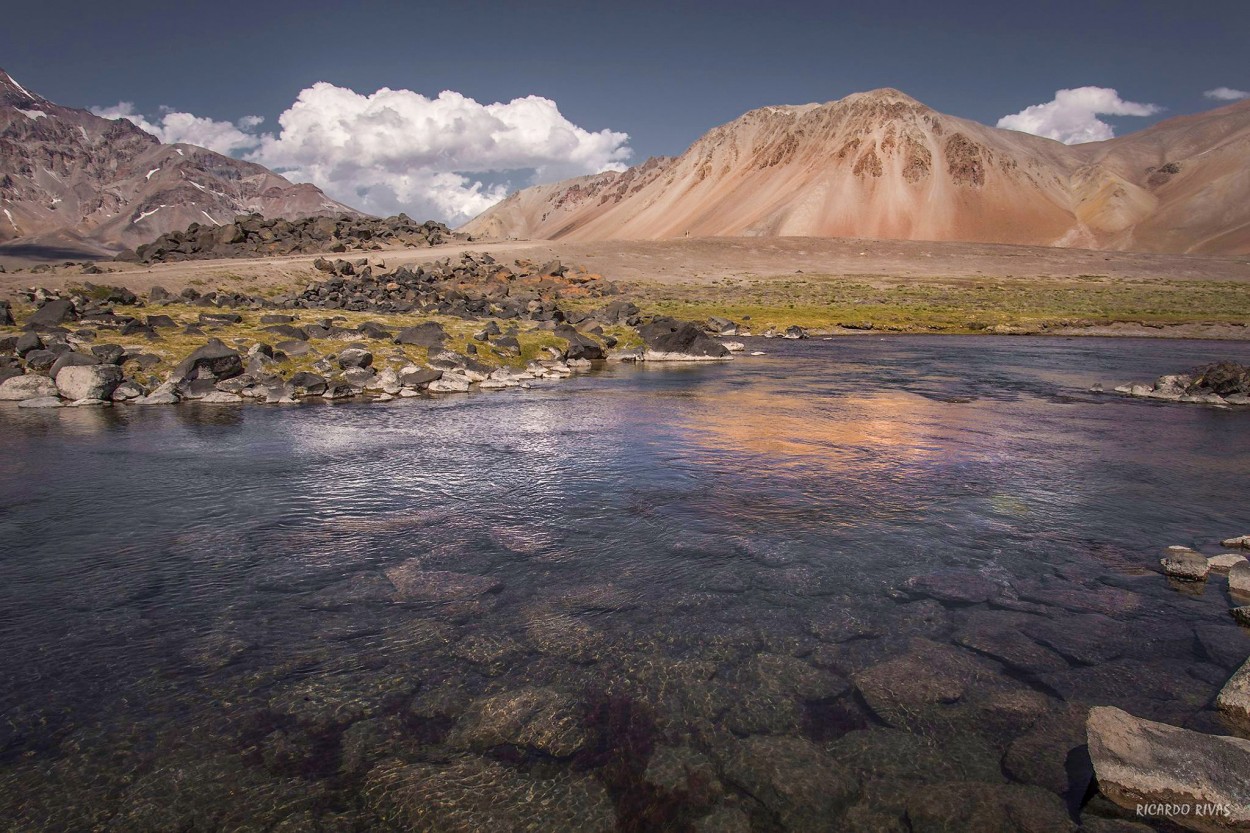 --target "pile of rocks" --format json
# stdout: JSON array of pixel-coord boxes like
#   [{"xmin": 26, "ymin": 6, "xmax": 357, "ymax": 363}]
[
  {"xmin": 1160, "ymin": 539, "xmax": 1250, "ymax": 626},
  {"xmin": 1106, "ymin": 361, "xmax": 1250, "ymax": 406},
  {"xmin": 289, "ymin": 252, "xmax": 621, "ymax": 319},
  {"xmin": 114, "ymin": 214, "xmax": 458, "ymax": 264}
]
